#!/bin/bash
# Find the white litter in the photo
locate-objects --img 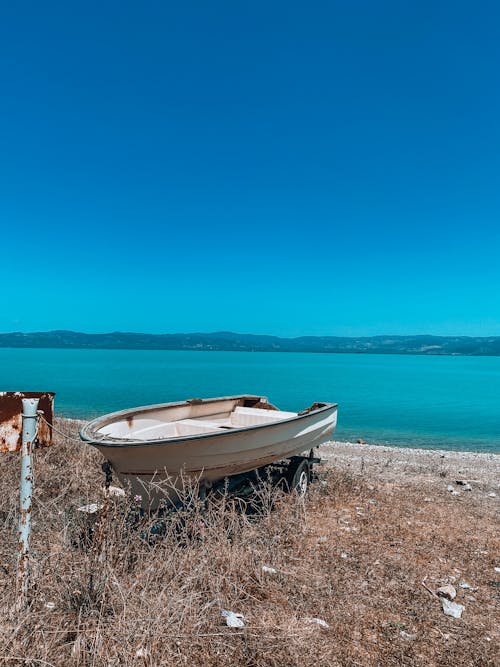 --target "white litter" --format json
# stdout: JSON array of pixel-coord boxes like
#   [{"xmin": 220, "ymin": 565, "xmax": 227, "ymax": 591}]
[
  {"xmin": 436, "ymin": 585, "xmax": 457, "ymax": 600},
  {"xmin": 262, "ymin": 565, "xmax": 277, "ymax": 575},
  {"xmin": 487, "ymin": 492, "xmax": 497, "ymax": 498},
  {"xmin": 45, "ymin": 601, "xmax": 56, "ymax": 610},
  {"xmin": 105, "ymin": 485, "xmax": 125, "ymax": 498},
  {"xmin": 447, "ymin": 485, "xmax": 454, "ymax": 492},
  {"xmin": 400, "ymin": 630, "xmax": 417, "ymax": 640},
  {"xmin": 494, "ymin": 567, "xmax": 500, "ymax": 574},
  {"xmin": 221, "ymin": 610, "xmax": 246, "ymax": 628},
  {"xmin": 441, "ymin": 598, "xmax": 465, "ymax": 619},
  {"xmin": 71, "ymin": 637, "xmax": 83, "ymax": 657},
  {"xmin": 135, "ymin": 648, "xmax": 150, "ymax": 658},
  {"xmin": 77, "ymin": 502, "xmax": 103, "ymax": 514},
  {"xmin": 459, "ymin": 582, "xmax": 477, "ymax": 591},
  {"xmin": 305, "ymin": 617, "xmax": 329, "ymax": 629}
]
